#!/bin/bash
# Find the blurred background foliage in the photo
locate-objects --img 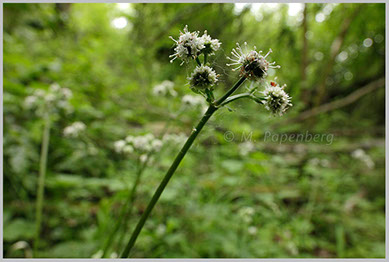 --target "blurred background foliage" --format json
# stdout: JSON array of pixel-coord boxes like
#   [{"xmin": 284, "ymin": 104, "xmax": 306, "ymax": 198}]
[{"xmin": 3, "ymin": 3, "xmax": 385, "ymax": 258}]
